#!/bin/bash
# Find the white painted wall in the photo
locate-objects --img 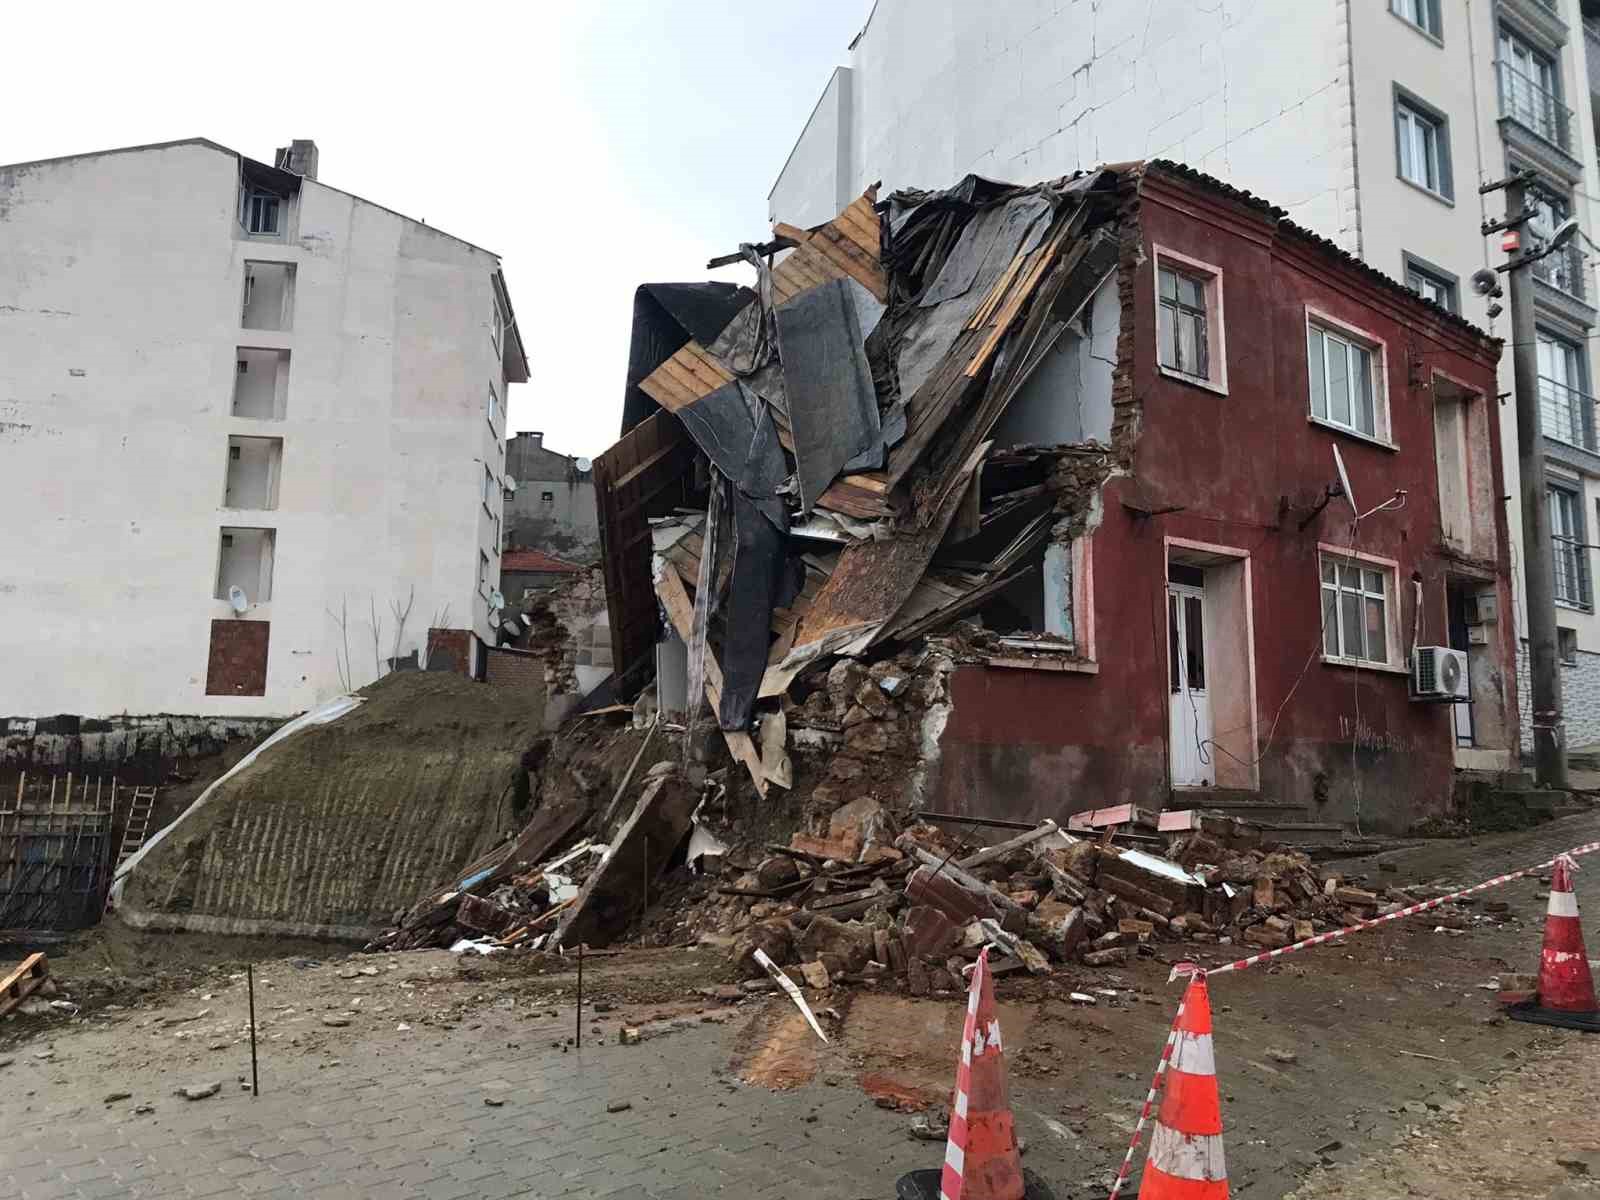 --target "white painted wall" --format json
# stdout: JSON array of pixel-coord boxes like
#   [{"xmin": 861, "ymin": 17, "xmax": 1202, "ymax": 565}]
[
  {"xmin": 770, "ymin": 0, "xmax": 1357, "ymax": 249},
  {"xmin": 768, "ymin": 67, "xmax": 854, "ymax": 229},
  {"xmin": 0, "ymin": 140, "xmax": 518, "ymax": 717}
]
